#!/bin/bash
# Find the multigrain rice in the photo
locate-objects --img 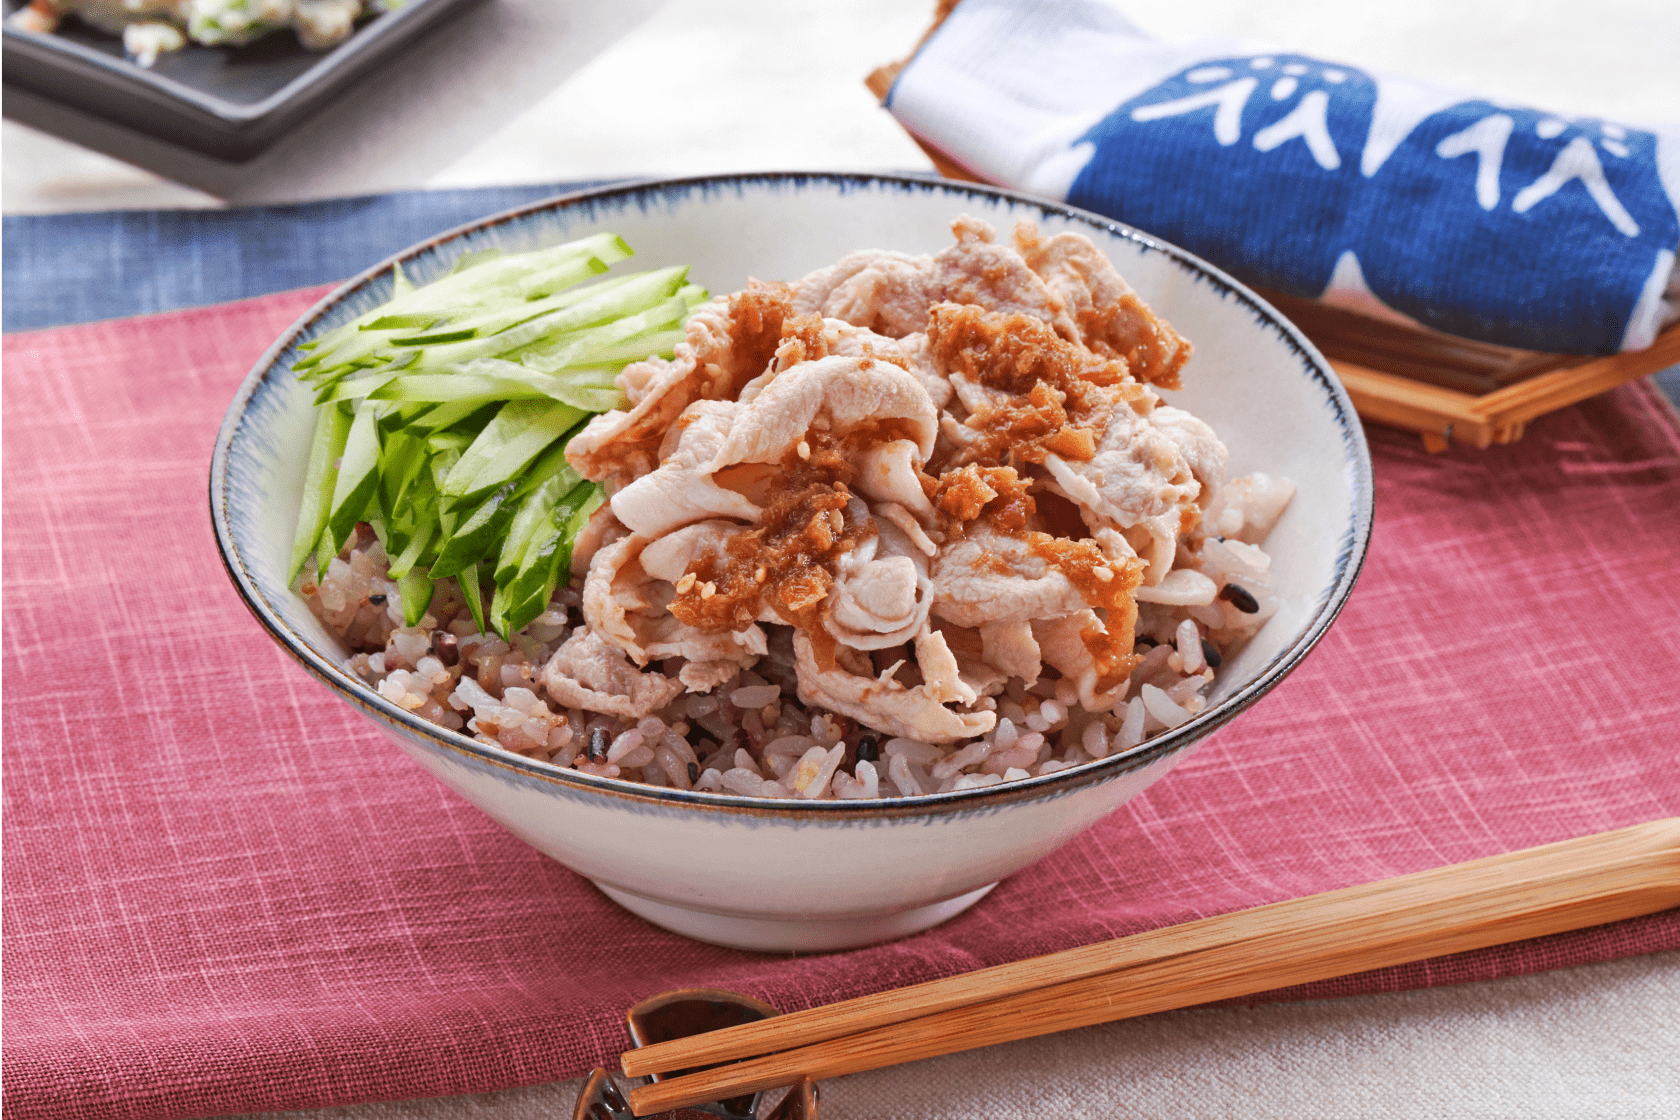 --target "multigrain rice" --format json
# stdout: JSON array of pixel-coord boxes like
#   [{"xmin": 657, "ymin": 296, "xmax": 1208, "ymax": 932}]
[{"xmin": 299, "ymin": 473, "xmax": 1289, "ymax": 799}]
